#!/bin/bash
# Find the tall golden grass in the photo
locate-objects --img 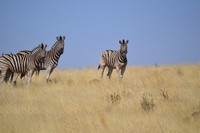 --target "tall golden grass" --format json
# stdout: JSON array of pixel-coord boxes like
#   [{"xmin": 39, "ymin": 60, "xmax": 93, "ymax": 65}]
[{"xmin": 0, "ymin": 64, "xmax": 200, "ymax": 133}]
